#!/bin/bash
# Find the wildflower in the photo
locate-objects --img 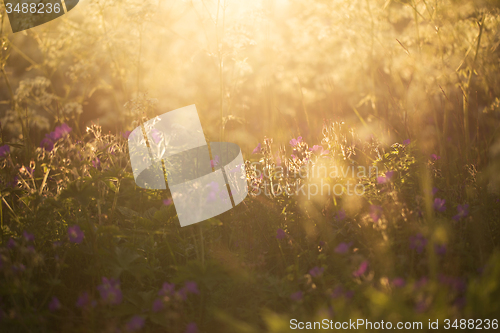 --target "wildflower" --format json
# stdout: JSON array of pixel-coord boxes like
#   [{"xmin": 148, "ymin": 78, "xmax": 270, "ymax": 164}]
[
  {"xmin": 185, "ymin": 322, "xmax": 198, "ymax": 333},
  {"xmin": 152, "ymin": 299, "xmax": 164, "ymax": 312},
  {"xmin": 432, "ymin": 187, "xmax": 439, "ymax": 196},
  {"xmin": 252, "ymin": 143, "xmax": 261, "ymax": 154},
  {"xmin": 335, "ymin": 209, "xmax": 346, "ymax": 221},
  {"xmin": 334, "ymin": 242, "xmax": 352, "ymax": 254},
  {"xmin": 97, "ymin": 277, "xmax": 122, "ymax": 305},
  {"xmin": 452, "ymin": 204, "xmax": 469, "ymax": 221},
  {"xmin": 184, "ymin": 281, "xmax": 199, "ymax": 294},
  {"xmin": 40, "ymin": 137, "xmax": 54, "ymax": 151},
  {"xmin": 289, "ymin": 136, "xmax": 302, "ymax": 147},
  {"xmin": 26, "ymin": 245, "xmax": 35, "ymax": 254},
  {"xmin": 353, "ymin": 261, "xmax": 369, "ymax": 277},
  {"xmin": 126, "ymin": 316, "xmax": 145, "ymax": 332},
  {"xmin": 290, "ymin": 291, "xmax": 303, "ymax": 301},
  {"xmin": 122, "ymin": 131, "xmax": 131, "ymax": 139},
  {"xmin": 403, "ymin": 139, "xmax": 411, "ymax": 145},
  {"xmin": 409, "ymin": 233, "xmax": 427, "ymax": 253},
  {"xmin": 0, "ymin": 145, "xmax": 10, "ymax": 158},
  {"xmin": 276, "ymin": 228, "xmax": 286, "ymax": 240},
  {"xmin": 430, "ymin": 154, "xmax": 441, "ymax": 161},
  {"xmin": 377, "ymin": 171, "xmax": 394, "ymax": 184},
  {"xmin": 163, "ymin": 198, "xmax": 173, "ymax": 206},
  {"xmin": 309, "ymin": 145, "xmax": 322, "ymax": 153},
  {"xmin": 309, "ymin": 266, "xmax": 324, "ymax": 277},
  {"xmin": 48, "ymin": 297, "xmax": 61, "ymax": 312},
  {"xmin": 392, "ymin": 277, "xmax": 406, "ymax": 288},
  {"xmin": 369, "ymin": 205, "xmax": 383, "ymax": 223},
  {"xmin": 40, "ymin": 124, "xmax": 72, "ymax": 151},
  {"xmin": 210, "ymin": 155, "xmax": 220, "ymax": 168},
  {"xmin": 76, "ymin": 292, "xmax": 90, "ymax": 308},
  {"xmin": 433, "ymin": 198, "xmax": 446, "ymax": 212},
  {"xmin": 435, "ymin": 244, "xmax": 447, "ymax": 256},
  {"xmin": 23, "ymin": 231, "xmax": 34, "ymax": 242},
  {"xmin": 159, "ymin": 282, "xmax": 175, "ymax": 296},
  {"xmin": 68, "ymin": 225, "xmax": 84, "ymax": 244},
  {"xmin": 7, "ymin": 238, "xmax": 16, "ymax": 249},
  {"xmin": 150, "ymin": 128, "xmax": 162, "ymax": 144},
  {"xmin": 414, "ymin": 277, "xmax": 428, "ymax": 289}
]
